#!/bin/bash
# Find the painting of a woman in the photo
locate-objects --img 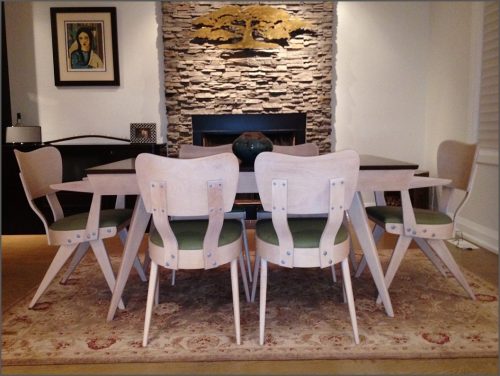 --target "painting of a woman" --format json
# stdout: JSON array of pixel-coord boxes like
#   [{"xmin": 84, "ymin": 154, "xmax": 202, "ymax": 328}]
[{"xmin": 70, "ymin": 27, "xmax": 103, "ymax": 69}]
